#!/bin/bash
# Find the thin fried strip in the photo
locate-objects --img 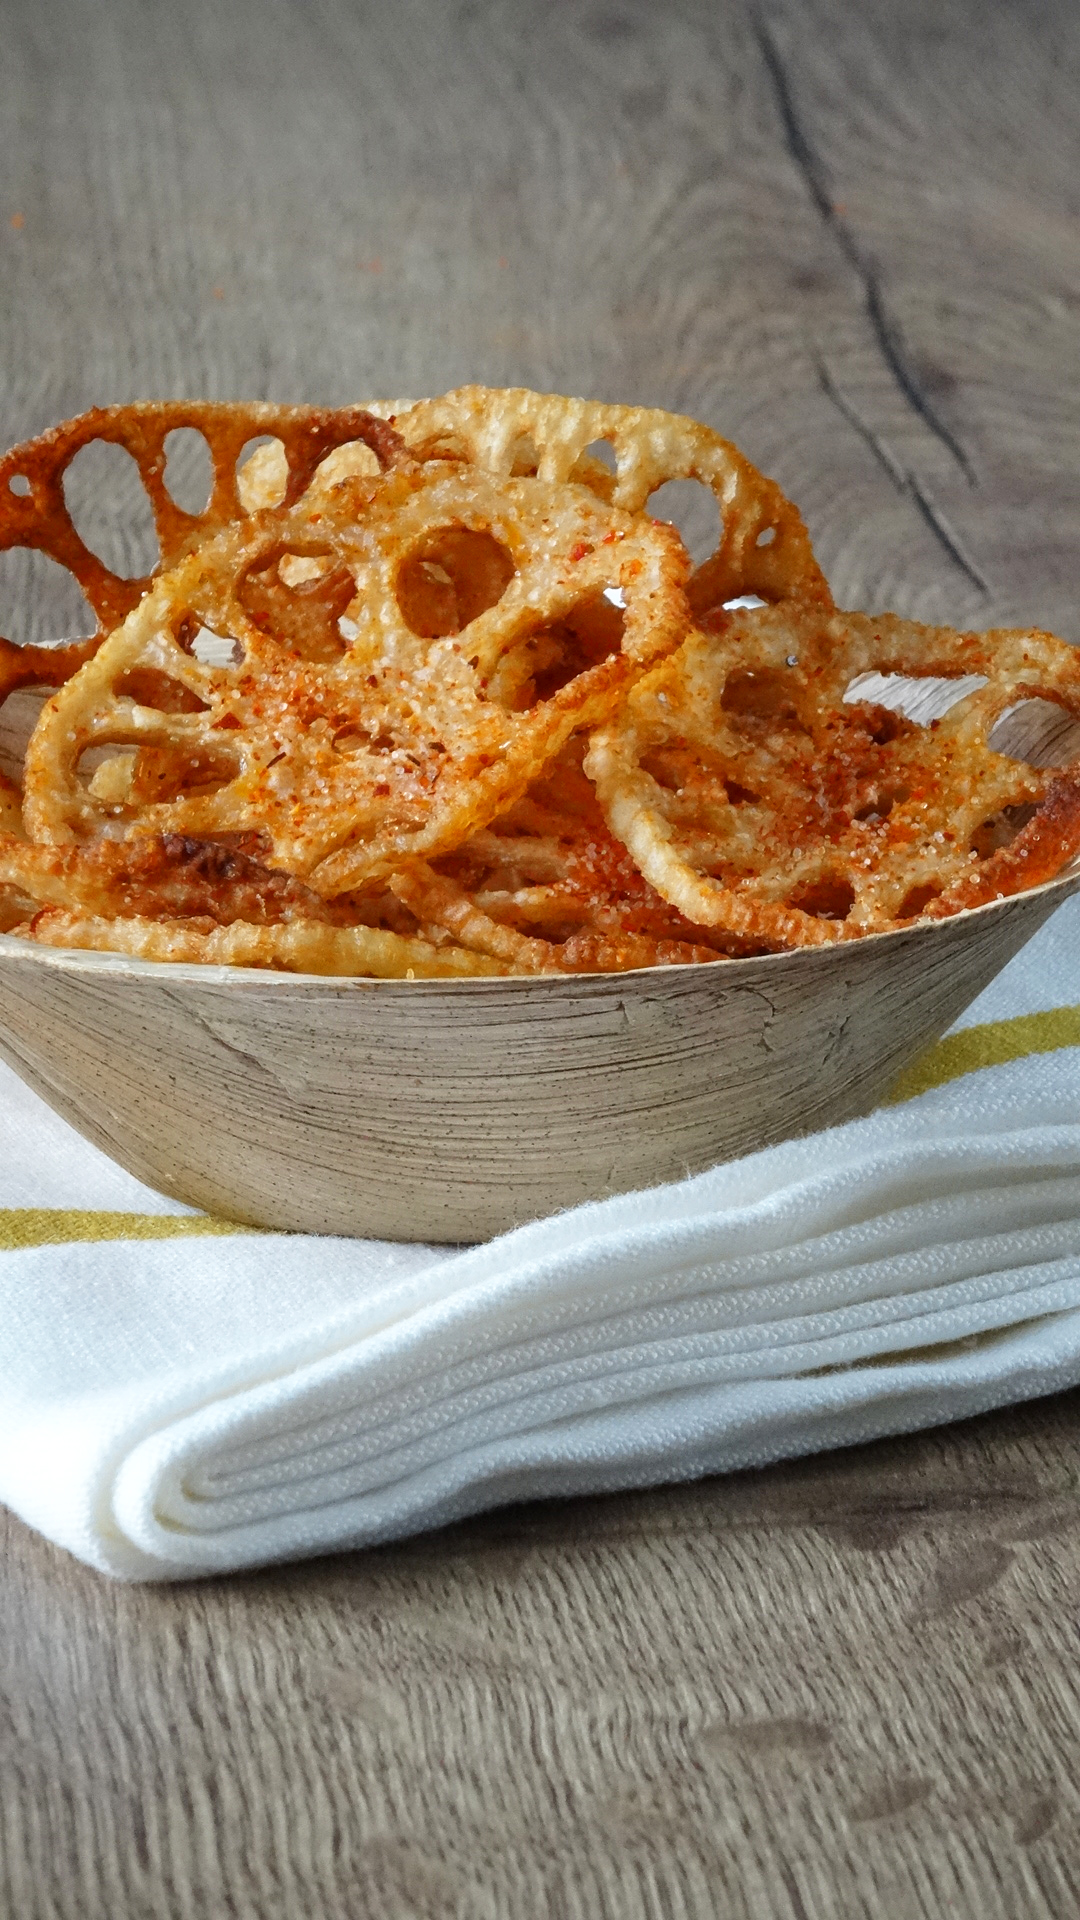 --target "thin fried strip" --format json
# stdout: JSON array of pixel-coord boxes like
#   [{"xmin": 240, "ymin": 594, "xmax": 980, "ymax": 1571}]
[
  {"xmin": 389, "ymin": 863, "xmax": 559, "ymax": 972},
  {"xmin": 432, "ymin": 736, "xmax": 753, "ymax": 960},
  {"xmin": 0, "ymin": 831, "xmax": 353, "ymax": 924},
  {"xmin": 23, "ymin": 910, "xmax": 508, "ymax": 979},
  {"xmin": 556, "ymin": 930, "xmax": 723, "ymax": 971}
]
